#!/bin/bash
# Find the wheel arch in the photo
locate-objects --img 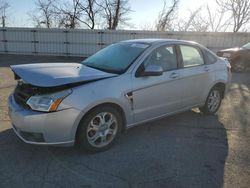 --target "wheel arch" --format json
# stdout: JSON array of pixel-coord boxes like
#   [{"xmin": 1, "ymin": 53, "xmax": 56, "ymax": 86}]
[
  {"xmin": 209, "ymin": 82, "xmax": 226, "ymax": 99},
  {"xmin": 74, "ymin": 102, "xmax": 127, "ymax": 143},
  {"xmin": 213, "ymin": 82, "xmax": 226, "ymax": 98}
]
